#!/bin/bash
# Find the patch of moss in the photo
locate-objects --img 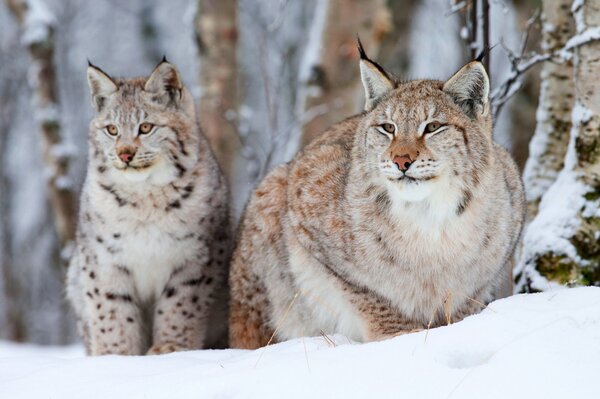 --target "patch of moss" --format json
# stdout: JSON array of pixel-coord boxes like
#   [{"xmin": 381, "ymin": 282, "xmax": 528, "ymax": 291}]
[
  {"xmin": 581, "ymin": 266, "xmax": 600, "ymax": 286},
  {"xmin": 582, "ymin": 174, "xmax": 600, "ymax": 201},
  {"xmin": 584, "ymin": 190, "xmax": 600, "ymax": 201},
  {"xmin": 571, "ymin": 222, "xmax": 600, "ymax": 257},
  {"xmin": 535, "ymin": 253, "xmax": 582, "ymax": 285},
  {"xmin": 567, "ymin": 216, "xmax": 600, "ymax": 286},
  {"xmin": 575, "ymin": 135, "xmax": 600, "ymax": 166}
]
